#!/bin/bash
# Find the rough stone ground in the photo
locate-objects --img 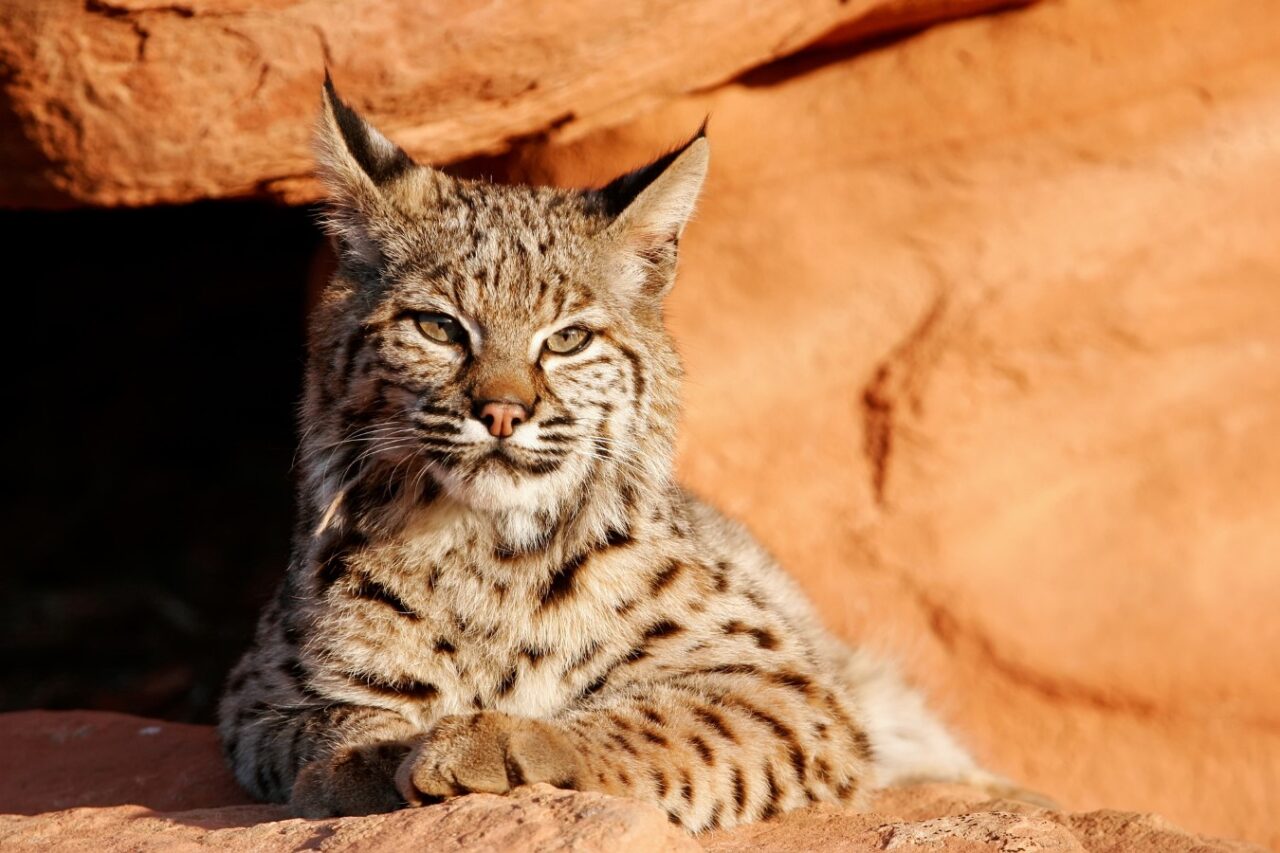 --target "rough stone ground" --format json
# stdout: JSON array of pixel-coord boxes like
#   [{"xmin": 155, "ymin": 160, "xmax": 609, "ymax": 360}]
[{"xmin": 0, "ymin": 711, "xmax": 1263, "ymax": 852}]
